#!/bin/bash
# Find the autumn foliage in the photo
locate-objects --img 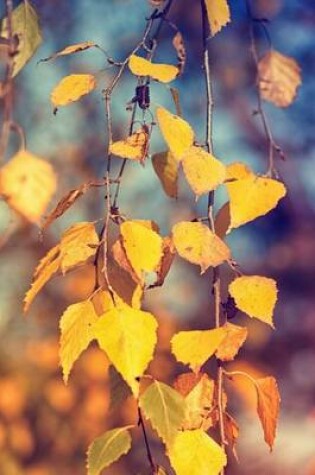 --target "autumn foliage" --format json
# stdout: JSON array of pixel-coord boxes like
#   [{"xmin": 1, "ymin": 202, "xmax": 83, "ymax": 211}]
[{"xmin": 0, "ymin": 0, "xmax": 304, "ymax": 474}]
